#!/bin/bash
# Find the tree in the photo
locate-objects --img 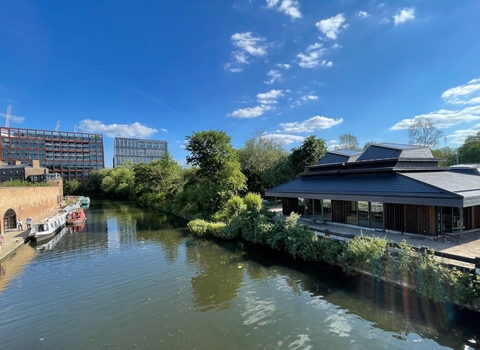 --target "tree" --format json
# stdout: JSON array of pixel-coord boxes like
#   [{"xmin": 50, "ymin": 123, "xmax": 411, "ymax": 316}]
[
  {"xmin": 458, "ymin": 132, "xmax": 480, "ymax": 164},
  {"xmin": 182, "ymin": 130, "xmax": 246, "ymax": 218},
  {"xmin": 363, "ymin": 141, "xmax": 376, "ymax": 151},
  {"xmin": 64, "ymin": 180, "xmax": 81, "ymax": 195},
  {"xmin": 334, "ymin": 134, "xmax": 360, "ymax": 150},
  {"xmin": 238, "ymin": 130, "xmax": 288, "ymax": 194},
  {"xmin": 408, "ymin": 119, "xmax": 443, "ymax": 148},
  {"xmin": 431, "ymin": 147, "xmax": 458, "ymax": 166},
  {"xmin": 186, "ymin": 130, "xmax": 236, "ymax": 179},
  {"xmin": 289, "ymin": 135, "xmax": 328, "ymax": 176}
]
